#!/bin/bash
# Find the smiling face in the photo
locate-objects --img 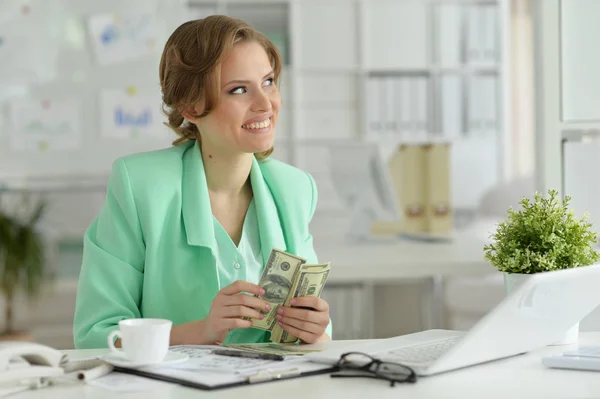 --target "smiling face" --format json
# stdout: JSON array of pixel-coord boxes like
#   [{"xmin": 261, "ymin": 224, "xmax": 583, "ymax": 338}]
[{"xmin": 191, "ymin": 40, "xmax": 281, "ymax": 157}]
